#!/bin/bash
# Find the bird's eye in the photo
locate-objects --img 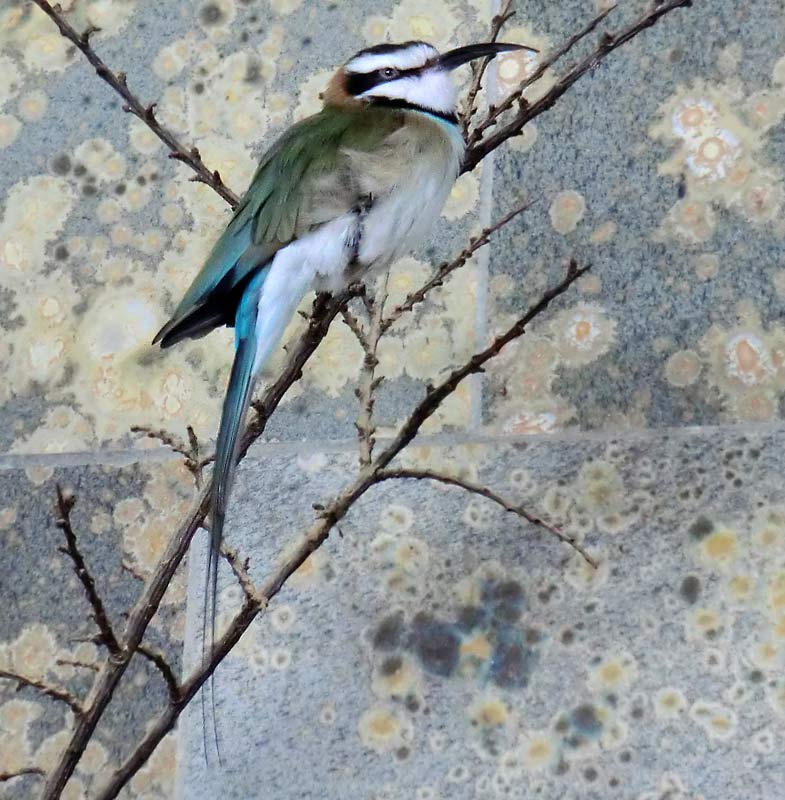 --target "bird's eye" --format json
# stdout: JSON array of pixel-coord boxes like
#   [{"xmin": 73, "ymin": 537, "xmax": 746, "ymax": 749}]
[{"xmin": 381, "ymin": 67, "xmax": 399, "ymax": 79}]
